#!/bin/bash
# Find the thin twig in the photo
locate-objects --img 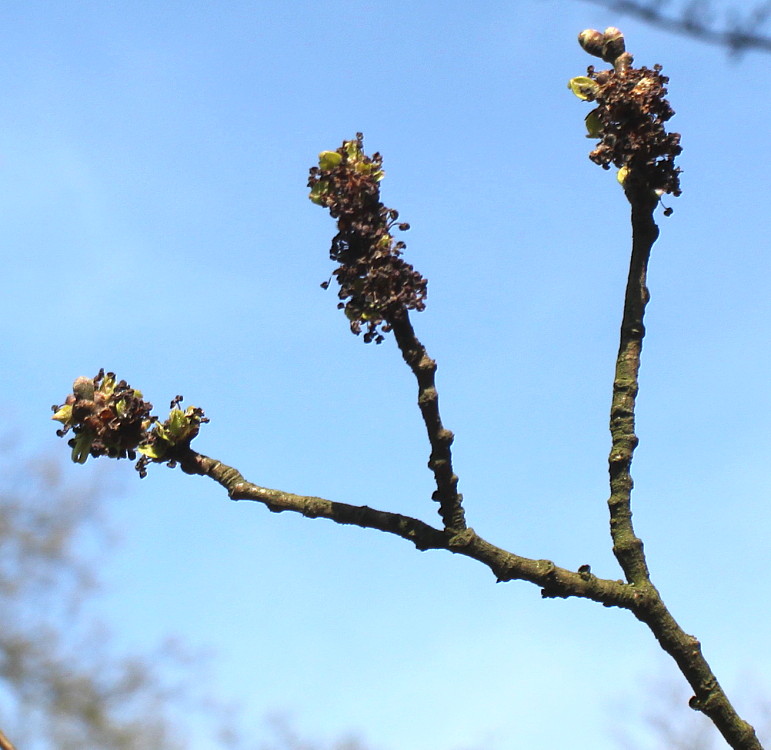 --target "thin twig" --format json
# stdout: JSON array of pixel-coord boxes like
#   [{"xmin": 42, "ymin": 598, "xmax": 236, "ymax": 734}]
[
  {"xmin": 0, "ymin": 729, "xmax": 17, "ymax": 750},
  {"xmin": 389, "ymin": 312, "xmax": 466, "ymax": 531},
  {"xmin": 175, "ymin": 446, "xmax": 636, "ymax": 607},
  {"xmin": 606, "ymin": 180, "xmax": 762, "ymax": 750},
  {"xmin": 606, "ymin": 185, "xmax": 658, "ymax": 585}
]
